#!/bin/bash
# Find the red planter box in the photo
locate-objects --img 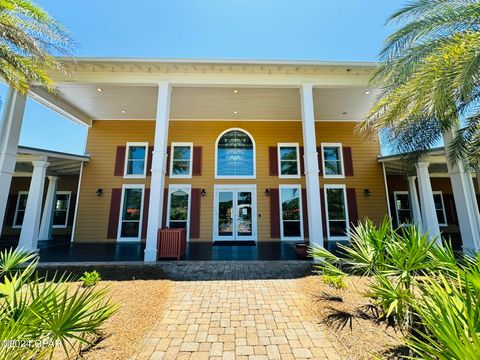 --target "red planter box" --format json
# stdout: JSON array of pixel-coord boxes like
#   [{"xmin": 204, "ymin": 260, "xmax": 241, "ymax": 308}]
[{"xmin": 157, "ymin": 228, "xmax": 186, "ymax": 260}]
